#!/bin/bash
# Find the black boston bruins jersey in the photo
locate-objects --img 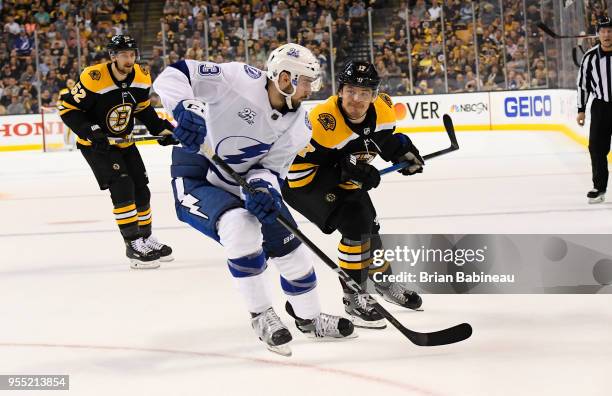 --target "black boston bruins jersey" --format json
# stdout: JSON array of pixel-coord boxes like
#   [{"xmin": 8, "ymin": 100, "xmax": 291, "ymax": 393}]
[
  {"xmin": 287, "ymin": 93, "xmax": 405, "ymax": 191},
  {"xmin": 59, "ymin": 62, "xmax": 166, "ymax": 148}
]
